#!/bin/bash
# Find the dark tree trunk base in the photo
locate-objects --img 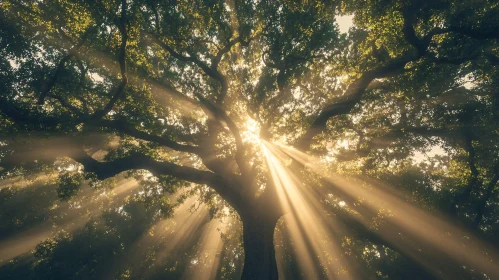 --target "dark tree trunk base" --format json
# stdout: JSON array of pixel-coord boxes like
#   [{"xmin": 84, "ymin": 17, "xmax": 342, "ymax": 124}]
[{"xmin": 240, "ymin": 215, "xmax": 279, "ymax": 280}]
